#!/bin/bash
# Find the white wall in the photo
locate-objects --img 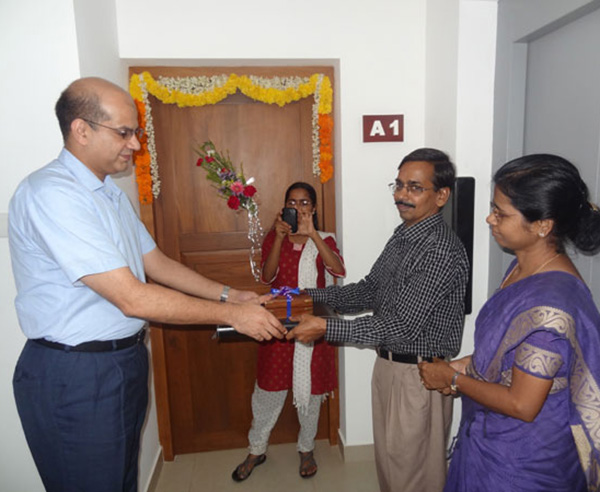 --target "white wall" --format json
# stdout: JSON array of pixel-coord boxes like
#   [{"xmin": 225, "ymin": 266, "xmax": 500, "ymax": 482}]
[
  {"xmin": 454, "ymin": 0, "xmax": 498, "ymax": 351},
  {"xmin": 425, "ymin": 0, "xmax": 460, "ymax": 156},
  {"xmin": 0, "ymin": 1, "xmax": 79, "ymax": 490},
  {"xmin": 72, "ymin": 0, "xmax": 142, "ymax": 210},
  {"xmin": 0, "ymin": 0, "xmax": 499, "ymax": 488}
]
